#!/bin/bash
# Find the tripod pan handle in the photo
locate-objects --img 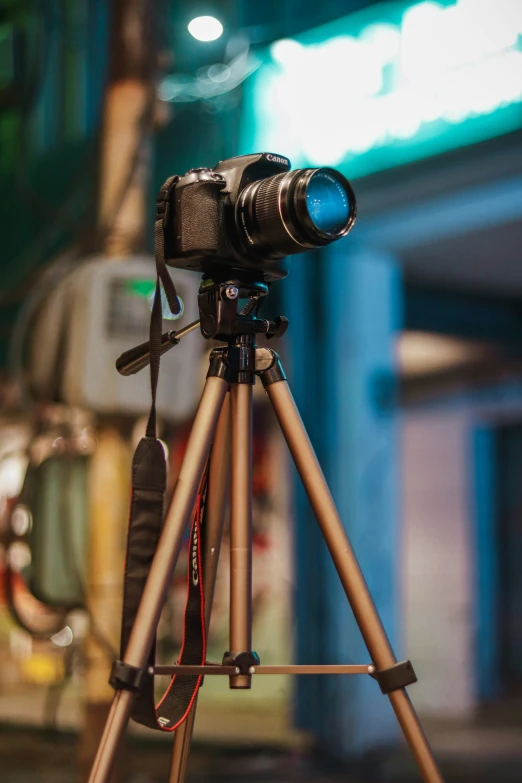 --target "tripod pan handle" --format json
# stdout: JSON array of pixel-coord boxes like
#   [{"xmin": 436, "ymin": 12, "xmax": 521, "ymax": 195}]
[
  {"xmin": 115, "ymin": 332, "xmax": 177, "ymax": 376},
  {"xmin": 116, "ymin": 319, "xmax": 201, "ymax": 376}
]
